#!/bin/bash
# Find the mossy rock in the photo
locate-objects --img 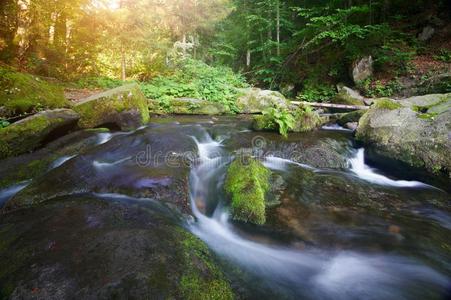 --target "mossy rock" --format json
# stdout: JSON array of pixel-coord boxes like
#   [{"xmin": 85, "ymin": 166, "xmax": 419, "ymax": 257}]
[
  {"xmin": 74, "ymin": 83, "xmax": 149, "ymax": 130},
  {"xmin": 356, "ymin": 93, "xmax": 451, "ymax": 177},
  {"xmin": 149, "ymin": 98, "xmax": 229, "ymax": 115},
  {"xmin": 331, "ymin": 88, "xmax": 365, "ymax": 106},
  {"xmin": 291, "ymin": 107, "xmax": 323, "ymax": 133},
  {"xmin": 0, "ymin": 66, "xmax": 69, "ymax": 116},
  {"xmin": 252, "ymin": 107, "xmax": 322, "ymax": 134},
  {"xmin": 237, "ymin": 88, "xmax": 289, "ymax": 114},
  {"xmin": 0, "ymin": 109, "xmax": 79, "ymax": 159},
  {"xmin": 337, "ymin": 110, "xmax": 366, "ymax": 126},
  {"xmin": 224, "ymin": 157, "xmax": 271, "ymax": 225},
  {"xmin": 0, "ymin": 195, "xmax": 233, "ymax": 299},
  {"xmin": 372, "ymin": 98, "xmax": 402, "ymax": 110}
]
